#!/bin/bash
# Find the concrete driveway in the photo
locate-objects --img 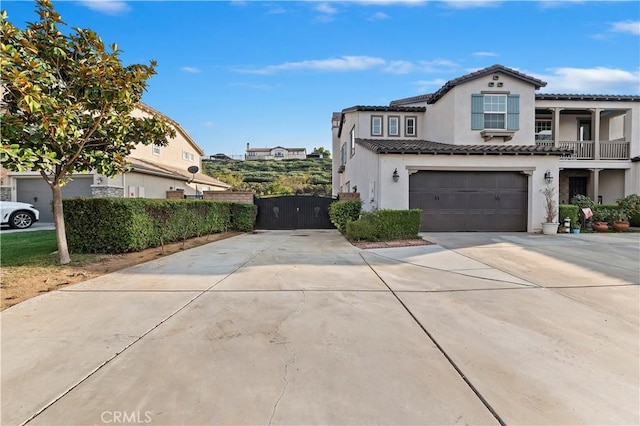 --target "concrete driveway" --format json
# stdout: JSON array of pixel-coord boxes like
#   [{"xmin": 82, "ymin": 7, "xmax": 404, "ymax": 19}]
[{"xmin": 1, "ymin": 230, "xmax": 638, "ymax": 425}]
